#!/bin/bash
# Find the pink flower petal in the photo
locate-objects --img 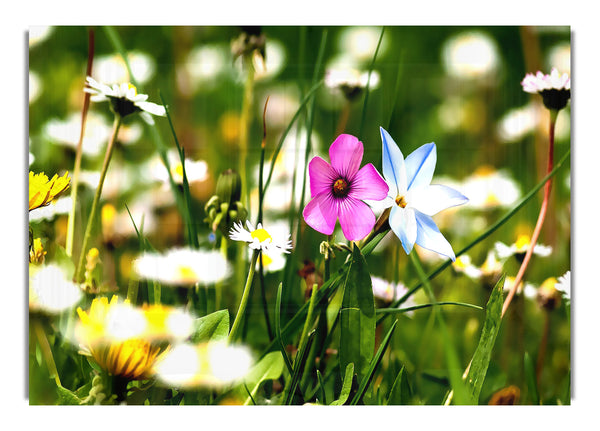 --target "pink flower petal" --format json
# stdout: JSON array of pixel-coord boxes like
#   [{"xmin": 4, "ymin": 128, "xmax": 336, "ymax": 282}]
[
  {"xmin": 303, "ymin": 192, "xmax": 339, "ymax": 235},
  {"xmin": 308, "ymin": 156, "xmax": 337, "ymax": 198},
  {"xmin": 348, "ymin": 163, "xmax": 389, "ymax": 201},
  {"xmin": 338, "ymin": 196, "xmax": 376, "ymax": 242},
  {"xmin": 329, "ymin": 134, "xmax": 364, "ymax": 179}
]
